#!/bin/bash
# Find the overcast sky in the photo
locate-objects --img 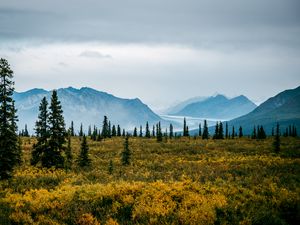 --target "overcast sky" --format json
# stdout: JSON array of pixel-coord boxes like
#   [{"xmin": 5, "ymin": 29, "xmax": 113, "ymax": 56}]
[{"xmin": 1, "ymin": 0, "xmax": 300, "ymax": 111}]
